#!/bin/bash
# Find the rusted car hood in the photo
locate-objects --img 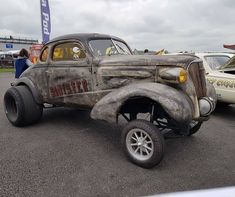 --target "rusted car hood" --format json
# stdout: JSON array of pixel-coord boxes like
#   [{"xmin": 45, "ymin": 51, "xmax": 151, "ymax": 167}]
[{"xmin": 96, "ymin": 55, "xmax": 198, "ymax": 68}]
